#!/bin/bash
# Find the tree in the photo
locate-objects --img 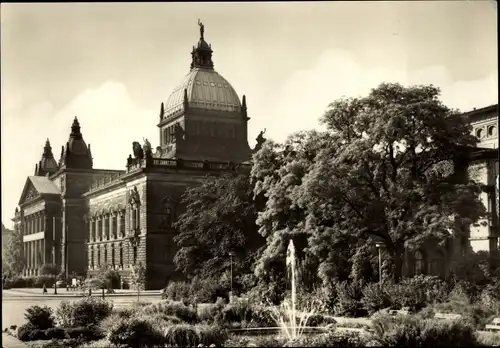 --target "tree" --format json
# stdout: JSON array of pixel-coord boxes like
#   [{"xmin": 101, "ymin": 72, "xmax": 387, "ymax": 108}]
[
  {"xmin": 252, "ymin": 83, "xmax": 487, "ymax": 283},
  {"xmin": 173, "ymin": 173, "xmax": 264, "ymax": 280},
  {"xmin": 130, "ymin": 262, "xmax": 146, "ymax": 300},
  {"xmin": 2, "ymin": 222, "xmax": 24, "ymax": 277}
]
